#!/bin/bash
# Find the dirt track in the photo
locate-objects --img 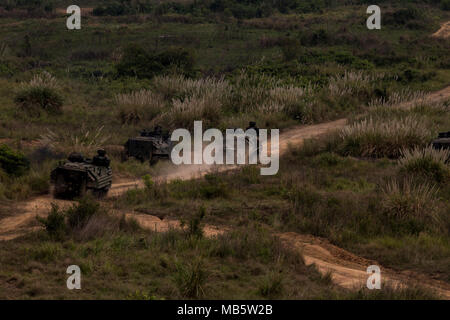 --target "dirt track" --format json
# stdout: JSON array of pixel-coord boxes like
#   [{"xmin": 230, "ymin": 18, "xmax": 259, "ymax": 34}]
[
  {"xmin": 0, "ymin": 88, "xmax": 449, "ymax": 297},
  {"xmin": 432, "ymin": 21, "xmax": 450, "ymax": 39}
]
